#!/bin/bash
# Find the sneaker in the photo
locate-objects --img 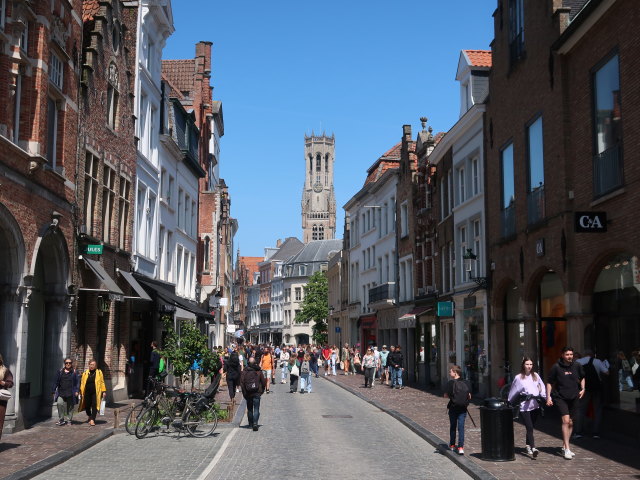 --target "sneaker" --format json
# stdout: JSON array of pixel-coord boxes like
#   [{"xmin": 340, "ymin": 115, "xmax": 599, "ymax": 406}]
[
  {"xmin": 252, "ymin": 424, "xmax": 258, "ymax": 431},
  {"xmin": 526, "ymin": 445, "xmax": 533, "ymax": 455},
  {"xmin": 572, "ymin": 433, "xmax": 583, "ymax": 440},
  {"xmin": 561, "ymin": 447, "xmax": 575, "ymax": 459},
  {"xmin": 56, "ymin": 420, "xmax": 66, "ymax": 426},
  {"xmin": 449, "ymin": 444, "xmax": 456, "ymax": 451},
  {"xmin": 532, "ymin": 448, "xmax": 539, "ymax": 458},
  {"xmin": 457, "ymin": 447, "xmax": 464, "ymax": 455}
]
